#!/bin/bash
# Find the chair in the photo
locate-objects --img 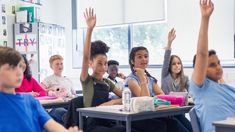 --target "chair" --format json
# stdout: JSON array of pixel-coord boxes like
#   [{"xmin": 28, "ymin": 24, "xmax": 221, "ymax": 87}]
[
  {"xmin": 63, "ymin": 96, "xmax": 84, "ymax": 128},
  {"xmin": 189, "ymin": 108, "xmax": 201, "ymax": 132}
]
